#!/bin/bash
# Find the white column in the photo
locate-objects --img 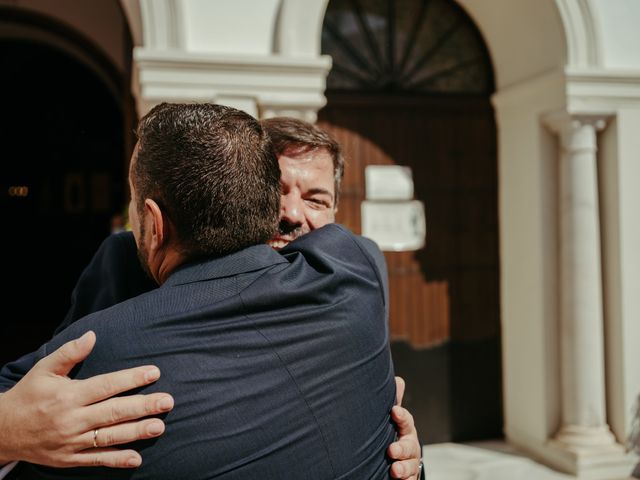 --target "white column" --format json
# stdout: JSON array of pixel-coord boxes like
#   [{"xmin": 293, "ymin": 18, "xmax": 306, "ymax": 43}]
[{"xmin": 546, "ymin": 114, "xmax": 621, "ymax": 453}]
